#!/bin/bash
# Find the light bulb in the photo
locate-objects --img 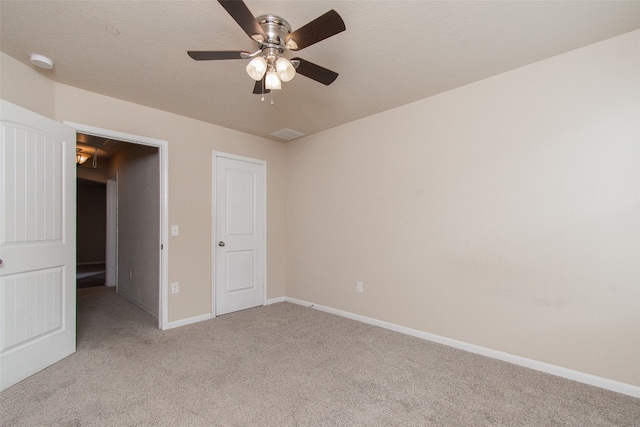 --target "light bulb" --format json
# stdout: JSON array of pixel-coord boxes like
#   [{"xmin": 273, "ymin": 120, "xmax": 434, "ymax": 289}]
[
  {"xmin": 276, "ymin": 57, "xmax": 296, "ymax": 82},
  {"xmin": 265, "ymin": 70, "xmax": 281, "ymax": 90},
  {"xmin": 246, "ymin": 57, "xmax": 267, "ymax": 81}
]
